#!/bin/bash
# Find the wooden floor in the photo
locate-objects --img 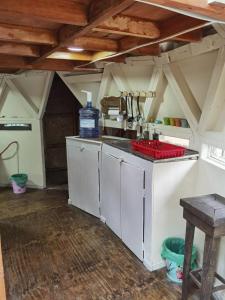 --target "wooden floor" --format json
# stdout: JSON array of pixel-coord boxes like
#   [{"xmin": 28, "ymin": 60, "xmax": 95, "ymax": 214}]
[{"xmin": 0, "ymin": 188, "xmax": 195, "ymax": 300}]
